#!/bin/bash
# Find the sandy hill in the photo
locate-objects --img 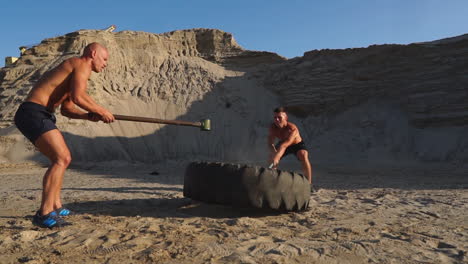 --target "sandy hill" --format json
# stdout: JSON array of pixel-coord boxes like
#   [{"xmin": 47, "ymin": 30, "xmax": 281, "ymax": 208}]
[{"xmin": 0, "ymin": 29, "xmax": 467, "ymax": 165}]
